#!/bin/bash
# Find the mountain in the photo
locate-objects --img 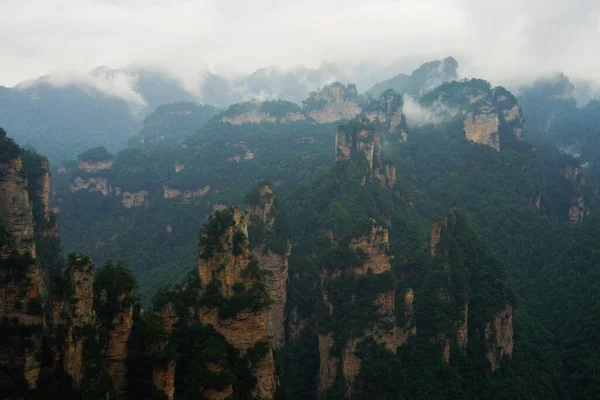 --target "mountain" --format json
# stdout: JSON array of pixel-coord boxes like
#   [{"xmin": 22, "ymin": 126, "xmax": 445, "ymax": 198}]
[
  {"xmin": 5, "ymin": 56, "xmax": 600, "ymax": 398},
  {"xmin": 366, "ymin": 56, "xmax": 459, "ymax": 98}
]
